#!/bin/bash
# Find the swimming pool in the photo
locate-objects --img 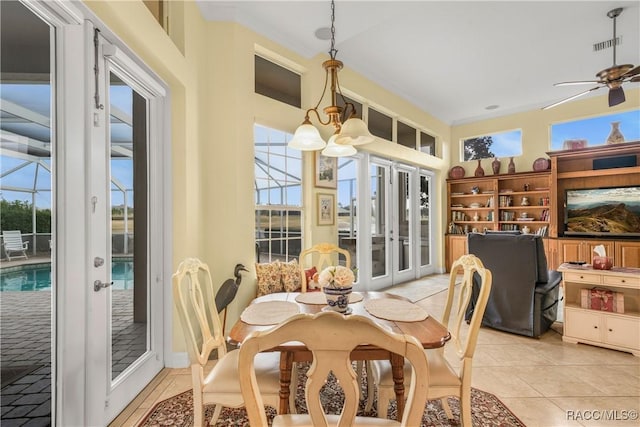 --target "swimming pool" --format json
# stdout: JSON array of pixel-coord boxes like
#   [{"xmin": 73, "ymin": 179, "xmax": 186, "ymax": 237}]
[{"xmin": 0, "ymin": 259, "xmax": 134, "ymax": 291}]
